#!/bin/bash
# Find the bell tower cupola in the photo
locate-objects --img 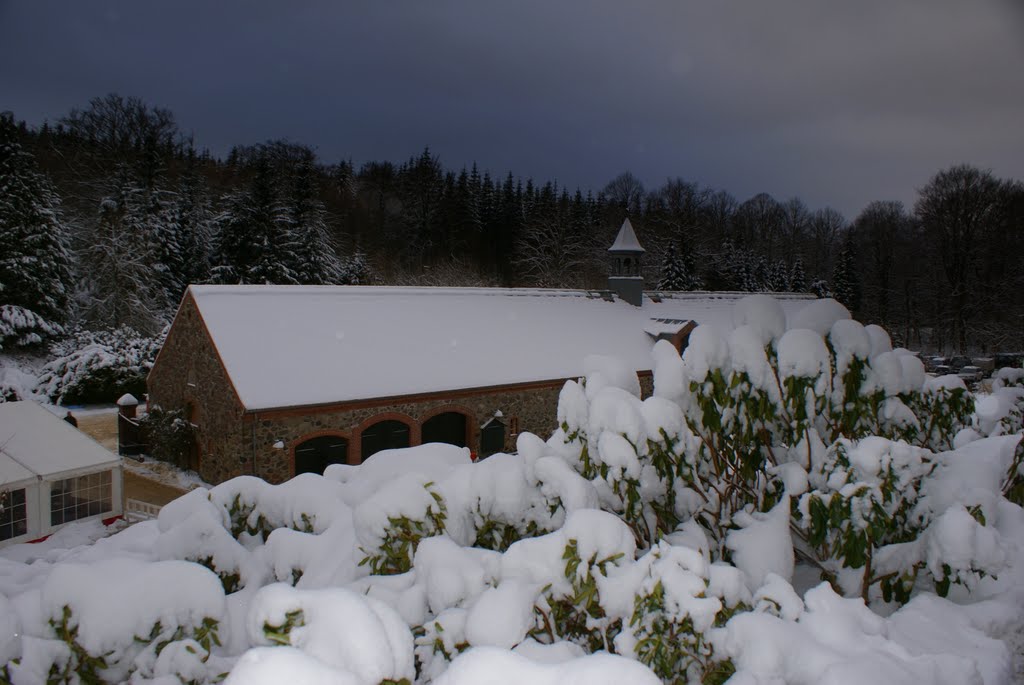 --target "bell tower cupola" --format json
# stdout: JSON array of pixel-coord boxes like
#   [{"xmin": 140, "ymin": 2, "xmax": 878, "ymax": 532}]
[{"xmin": 607, "ymin": 217, "xmax": 645, "ymax": 306}]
